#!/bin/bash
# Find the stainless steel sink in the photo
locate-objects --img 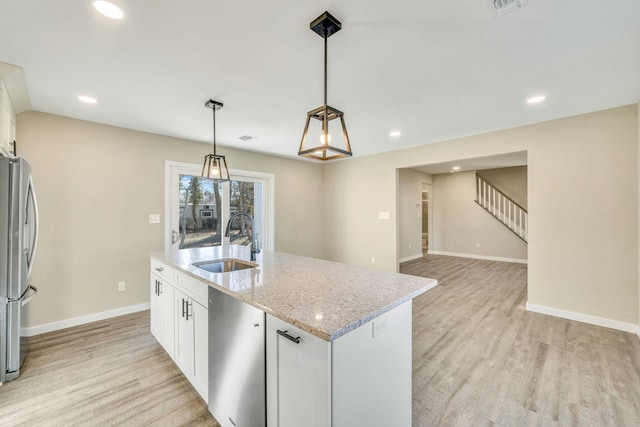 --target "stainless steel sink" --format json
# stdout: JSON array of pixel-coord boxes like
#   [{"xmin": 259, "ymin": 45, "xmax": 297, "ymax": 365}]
[{"xmin": 192, "ymin": 259, "xmax": 258, "ymax": 273}]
